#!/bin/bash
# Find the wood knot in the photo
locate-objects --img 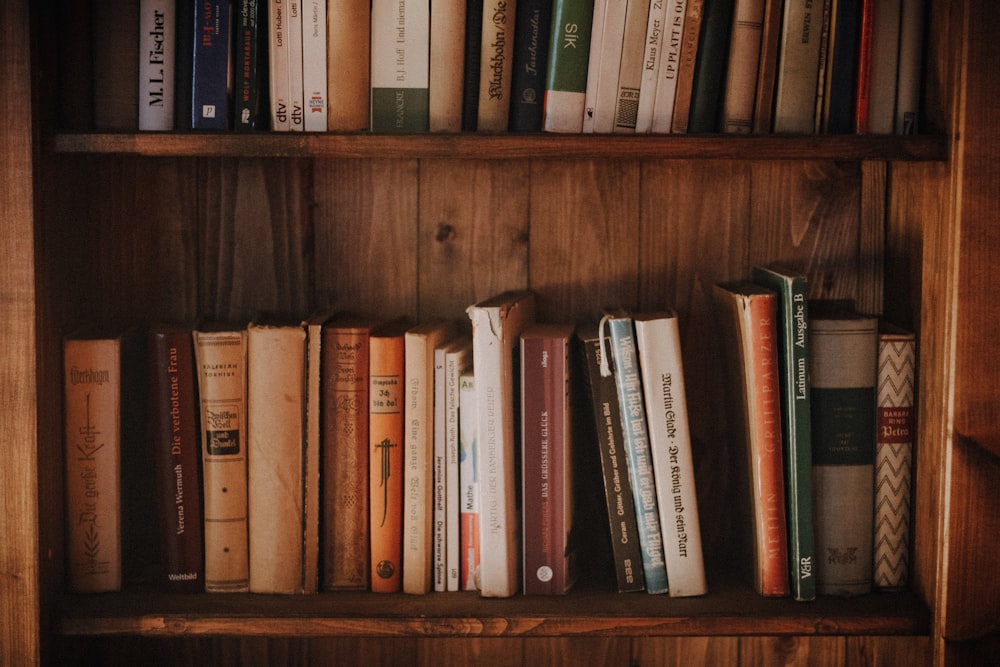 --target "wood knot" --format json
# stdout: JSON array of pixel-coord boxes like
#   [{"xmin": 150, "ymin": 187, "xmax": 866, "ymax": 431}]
[{"xmin": 435, "ymin": 223, "xmax": 457, "ymax": 243}]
